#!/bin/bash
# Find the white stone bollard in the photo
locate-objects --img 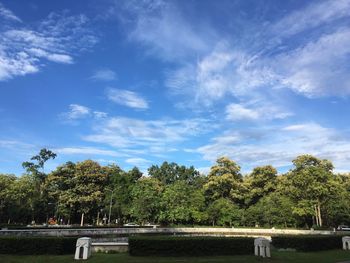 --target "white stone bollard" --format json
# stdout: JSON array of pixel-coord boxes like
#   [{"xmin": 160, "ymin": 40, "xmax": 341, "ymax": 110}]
[
  {"xmin": 254, "ymin": 237, "xmax": 271, "ymax": 258},
  {"xmin": 342, "ymin": 236, "xmax": 350, "ymax": 250},
  {"xmin": 74, "ymin": 237, "xmax": 92, "ymax": 260}
]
